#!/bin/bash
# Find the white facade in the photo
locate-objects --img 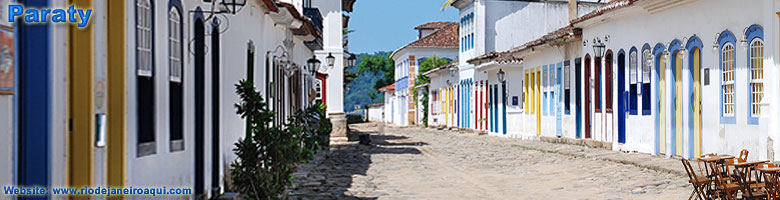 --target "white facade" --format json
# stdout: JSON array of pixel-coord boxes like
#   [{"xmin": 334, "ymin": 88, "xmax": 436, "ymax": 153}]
[
  {"xmin": 453, "ymin": 0, "xmax": 780, "ymax": 161},
  {"xmin": 448, "ymin": 0, "xmax": 601, "ymax": 133},
  {"xmin": 2, "ymin": 0, "xmax": 345, "ymax": 199}
]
